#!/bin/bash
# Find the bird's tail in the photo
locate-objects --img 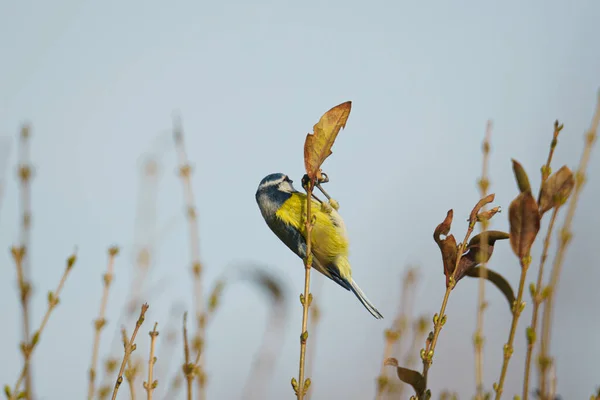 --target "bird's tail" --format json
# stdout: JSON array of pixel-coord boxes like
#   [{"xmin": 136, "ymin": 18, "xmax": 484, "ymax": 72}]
[{"xmin": 348, "ymin": 278, "xmax": 384, "ymax": 319}]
